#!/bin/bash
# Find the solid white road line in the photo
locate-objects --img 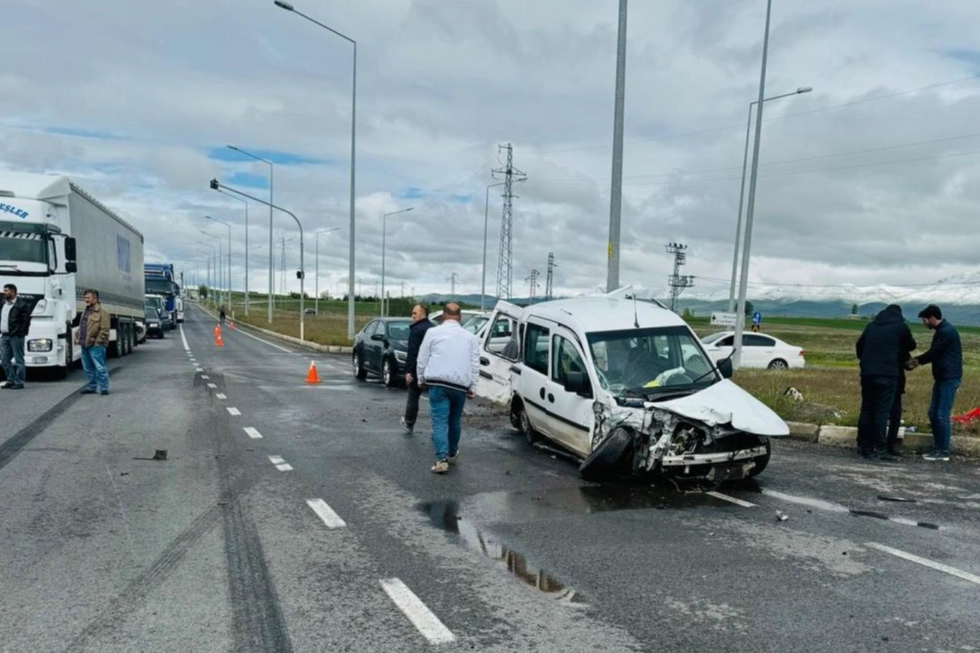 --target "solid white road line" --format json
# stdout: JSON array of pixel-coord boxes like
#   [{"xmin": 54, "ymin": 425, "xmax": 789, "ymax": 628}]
[
  {"xmin": 208, "ymin": 383, "xmax": 218, "ymax": 389},
  {"xmin": 867, "ymin": 543, "xmax": 980, "ymax": 586},
  {"xmin": 180, "ymin": 325, "xmax": 191, "ymax": 352},
  {"xmin": 216, "ymin": 393, "xmax": 227, "ymax": 400},
  {"xmin": 306, "ymin": 498, "xmax": 347, "ymax": 529},
  {"xmin": 380, "ymin": 578, "xmax": 456, "ymax": 645},
  {"xmin": 230, "ymin": 325, "xmax": 294, "ymax": 354},
  {"xmin": 706, "ymin": 491, "xmax": 757, "ymax": 508},
  {"xmin": 761, "ymin": 489, "xmax": 849, "ymax": 513},
  {"xmin": 243, "ymin": 427, "xmax": 263, "ymax": 439},
  {"xmin": 227, "ymin": 407, "xmax": 241, "ymax": 416}
]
